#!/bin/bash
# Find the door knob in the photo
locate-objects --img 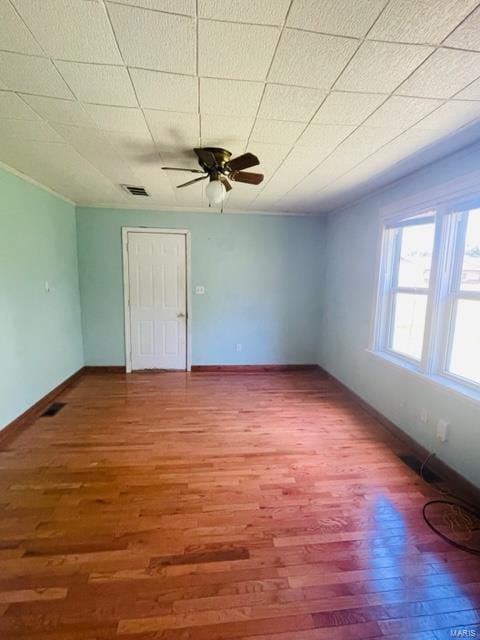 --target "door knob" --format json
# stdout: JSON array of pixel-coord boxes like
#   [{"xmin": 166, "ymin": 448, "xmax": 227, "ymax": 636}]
[{"xmin": 177, "ymin": 312, "xmax": 185, "ymax": 318}]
